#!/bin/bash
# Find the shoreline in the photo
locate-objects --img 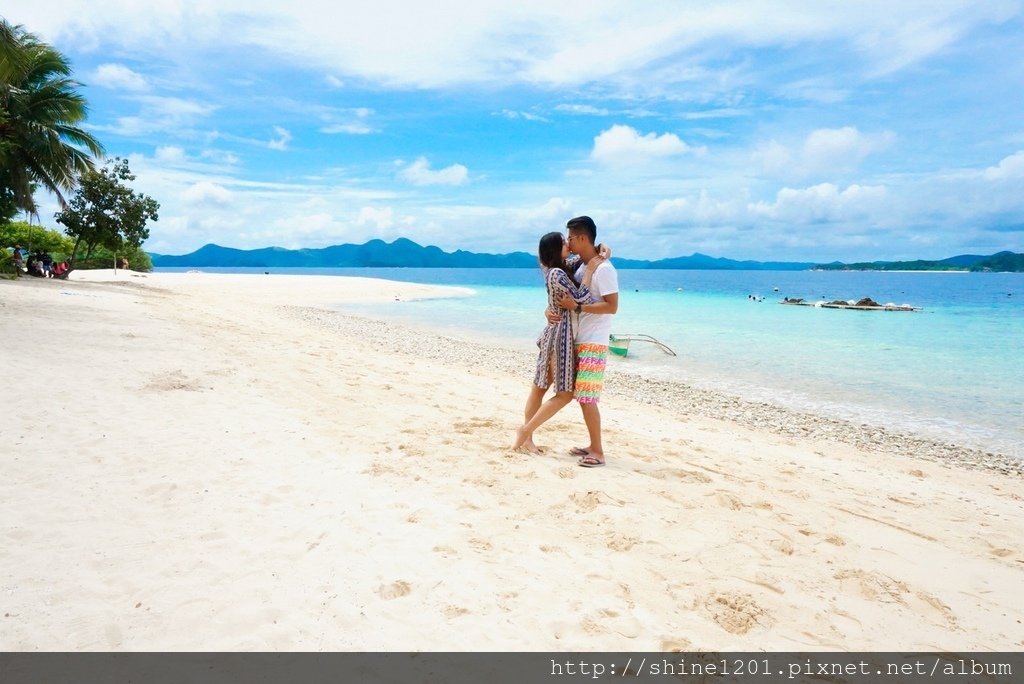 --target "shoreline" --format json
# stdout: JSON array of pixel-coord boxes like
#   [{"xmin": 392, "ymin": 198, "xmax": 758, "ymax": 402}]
[
  {"xmin": 293, "ymin": 305, "xmax": 1022, "ymax": 477},
  {"xmin": 3, "ymin": 271, "xmax": 1022, "ymax": 650}
]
